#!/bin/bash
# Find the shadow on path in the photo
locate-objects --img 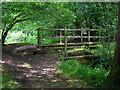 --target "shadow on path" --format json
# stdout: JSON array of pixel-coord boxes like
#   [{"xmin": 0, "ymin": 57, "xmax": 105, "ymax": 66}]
[{"xmin": 2, "ymin": 45, "xmax": 72, "ymax": 88}]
